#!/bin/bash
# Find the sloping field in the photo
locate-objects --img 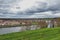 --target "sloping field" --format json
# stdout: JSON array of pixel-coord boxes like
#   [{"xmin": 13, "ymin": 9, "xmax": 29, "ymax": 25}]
[{"xmin": 0, "ymin": 28, "xmax": 60, "ymax": 40}]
